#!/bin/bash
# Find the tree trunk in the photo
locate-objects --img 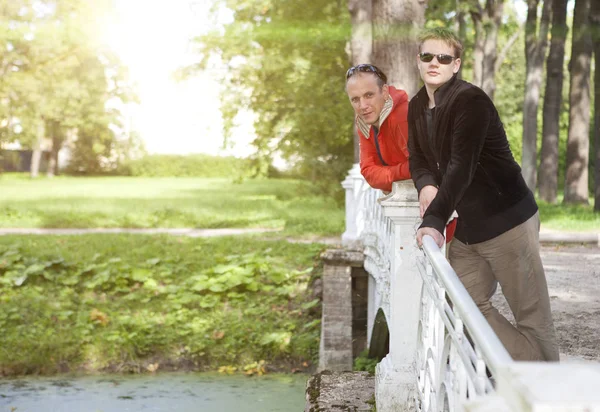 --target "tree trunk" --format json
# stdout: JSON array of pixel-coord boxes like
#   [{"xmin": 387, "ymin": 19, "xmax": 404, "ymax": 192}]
[
  {"xmin": 349, "ymin": 0, "xmax": 373, "ymax": 65},
  {"xmin": 348, "ymin": 0, "xmax": 373, "ymax": 163},
  {"xmin": 521, "ymin": 0, "xmax": 551, "ymax": 191},
  {"xmin": 372, "ymin": 0, "xmax": 425, "ymax": 98},
  {"xmin": 564, "ymin": 0, "xmax": 592, "ymax": 205},
  {"xmin": 539, "ymin": 0, "xmax": 568, "ymax": 203},
  {"xmin": 30, "ymin": 121, "xmax": 45, "ymax": 179},
  {"xmin": 592, "ymin": 0, "xmax": 600, "ymax": 211},
  {"xmin": 455, "ymin": 1, "xmax": 468, "ymax": 80},
  {"xmin": 47, "ymin": 120, "xmax": 65, "ymax": 177},
  {"xmin": 480, "ymin": 0, "xmax": 503, "ymax": 99},
  {"xmin": 47, "ymin": 148, "xmax": 57, "ymax": 177},
  {"xmin": 469, "ymin": 0, "xmax": 503, "ymax": 98},
  {"xmin": 471, "ymin": 6, "xmax": 484, "ymax": 88}
]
